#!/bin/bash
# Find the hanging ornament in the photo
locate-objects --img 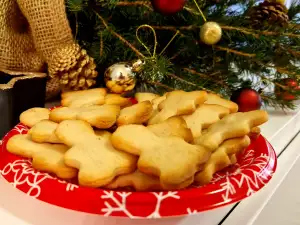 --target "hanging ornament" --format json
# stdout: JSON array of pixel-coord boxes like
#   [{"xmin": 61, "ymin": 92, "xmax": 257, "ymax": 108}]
[
  {"xmin": 275, "ymin": 78, "xmax": 299, "ymax": 101},
  {"xmin": 230, "ymin": 88, "xmax": 262, "ymax": 112},
  {"xmin": 104, "ymin": 61, "xmax": 137, "ymax": 94},
  {"xmin": 151, "ymin": 0, "xmax": 186, "ymax": 15},
  {"xmin": 200, "ymin": 22, "xmax": 222, "ymax": 45},
  {"xmin": 248, "ymin": 0, "xmax": 289, "ymax": 29}
]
